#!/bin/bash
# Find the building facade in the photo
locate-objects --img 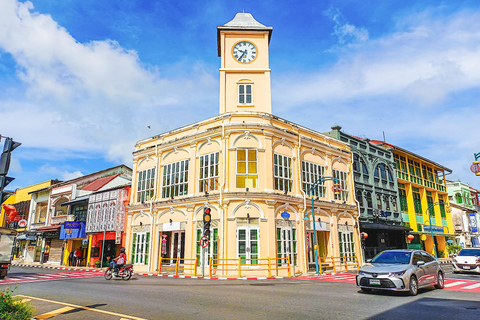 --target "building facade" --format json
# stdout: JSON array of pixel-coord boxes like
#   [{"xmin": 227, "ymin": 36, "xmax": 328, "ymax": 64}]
[
  {"xmin": 371, "ymin": 141, "xmax": 454, "ymax": 257},
  {"xmin": 26, "ymin": 165, "xmax": 131, "ymax": 265},
  {"xmin": 324, "ymin": 127, "xmax": 407, "ymax": 259},
  {"xmin": 126, "ymin": 13, "xmax": 361, "ymax": 276},
  {"xmin": 446, "ymin": 180, "xmax": 480, "ymax": 248}
]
